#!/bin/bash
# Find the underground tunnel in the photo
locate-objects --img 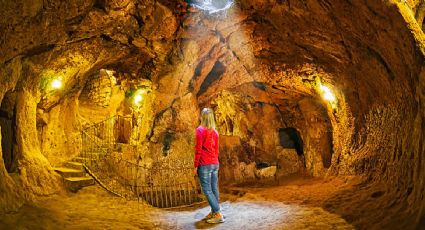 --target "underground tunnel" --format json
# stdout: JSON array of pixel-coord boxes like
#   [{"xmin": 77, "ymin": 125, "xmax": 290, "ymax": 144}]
[{"xmin": 0, "ymin": 0, "xmax": 425, "ymax": 229}]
